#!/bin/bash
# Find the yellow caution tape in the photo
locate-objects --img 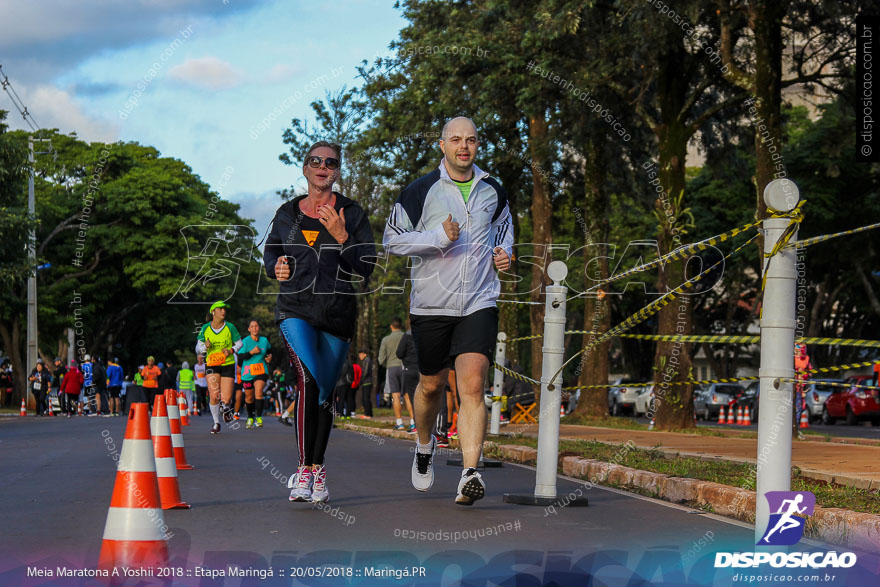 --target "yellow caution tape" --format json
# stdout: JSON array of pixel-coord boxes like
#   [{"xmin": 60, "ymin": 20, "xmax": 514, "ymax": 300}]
[
  {"xmin": 611, "ymin": 334, "xmax": 880, "ymax": 349},
  {"xmin": 789, "ymin": 220, "xmax": 880, "ymax": 250},
  {"xmin": 570, "ymin": 219, "xmax": 763, "ymax": 299},
  {"xmin": 561, "ymin": 376, "xmax": 757, "ymax": 391},
  {"xmin": 549, "ymin": 233, "xmax": 760, "ymax": 389},
  {"xmin": 781, "ymin": 378, "xmax": 880, "ymax": 391},
  {"xmin": 493, "ymin": 362, "xmax": 541, "ymax": 386}
]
